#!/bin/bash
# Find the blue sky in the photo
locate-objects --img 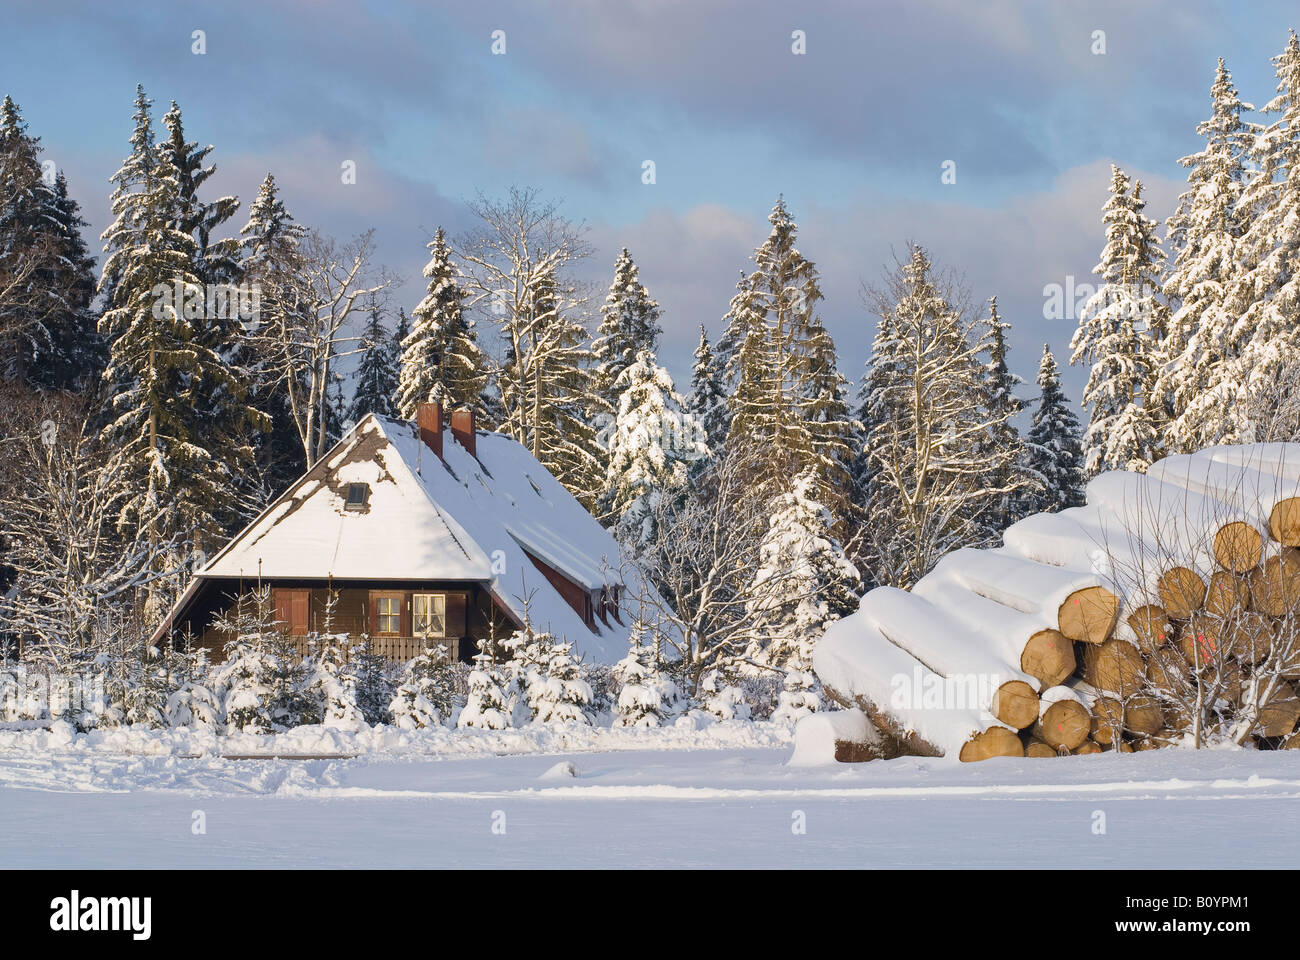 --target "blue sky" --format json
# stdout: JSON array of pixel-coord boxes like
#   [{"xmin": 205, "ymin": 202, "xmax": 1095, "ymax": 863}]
[{"xmin": 2, "ymin": 0, "xmax": 1297, "ymax": 407}]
